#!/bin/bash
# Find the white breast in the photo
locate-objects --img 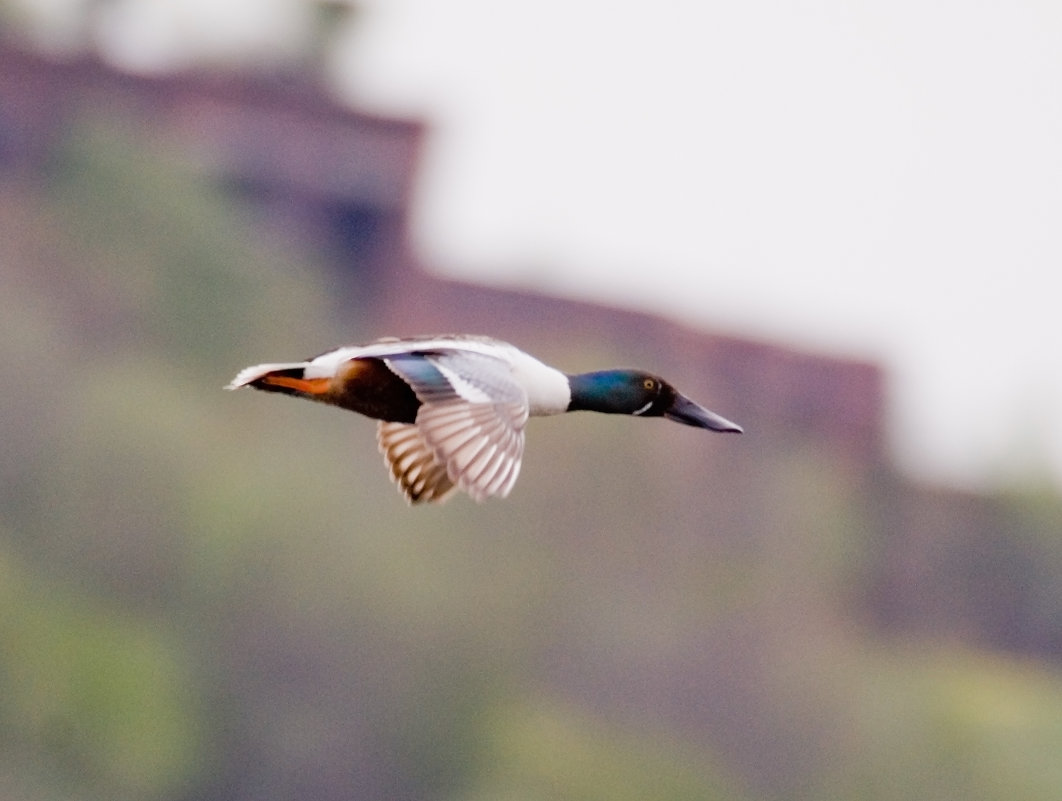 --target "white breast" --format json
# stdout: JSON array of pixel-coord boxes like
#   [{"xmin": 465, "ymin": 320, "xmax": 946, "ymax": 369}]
[{"xmin": 505, "ymin": 348, "xmax": 571, "ymax": 416}]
